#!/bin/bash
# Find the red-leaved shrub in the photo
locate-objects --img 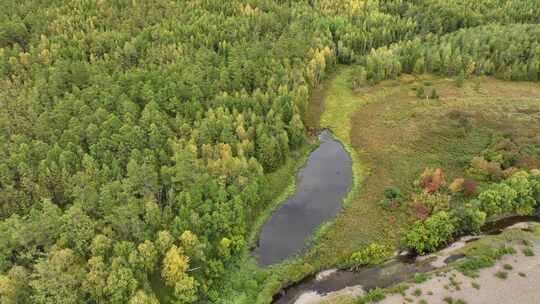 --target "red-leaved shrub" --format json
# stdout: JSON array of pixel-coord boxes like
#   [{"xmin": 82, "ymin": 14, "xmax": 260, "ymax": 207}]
[
  {"xmin": 463, "ymin": 179, "xmax": 477, "ymax": 197},
  {"xmin": 412, "ymin": 202, "xmax": 430, "ymax": 220},
  {"xmin": 419, "ymin": 168, "xmax": 446, "ymax": 193}
]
